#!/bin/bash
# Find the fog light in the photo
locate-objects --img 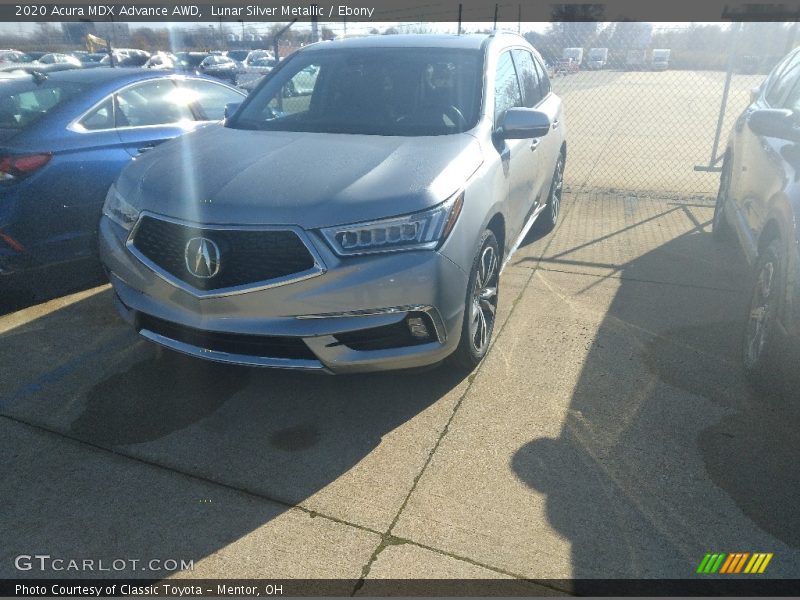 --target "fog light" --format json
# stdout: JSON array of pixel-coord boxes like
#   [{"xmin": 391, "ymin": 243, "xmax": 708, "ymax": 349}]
[{"xmin": 407, "ymin": 316, "xmax": 430, "ymax": 340}]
